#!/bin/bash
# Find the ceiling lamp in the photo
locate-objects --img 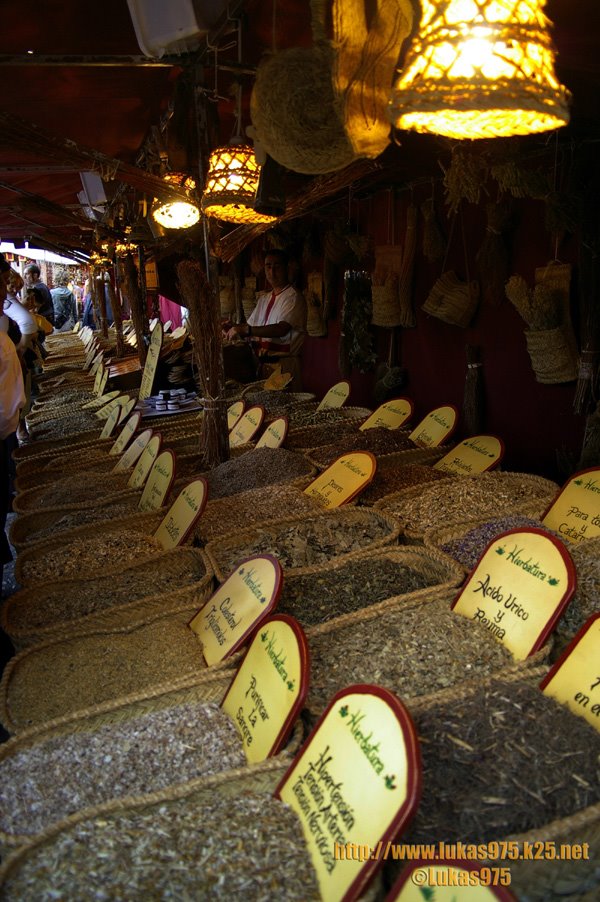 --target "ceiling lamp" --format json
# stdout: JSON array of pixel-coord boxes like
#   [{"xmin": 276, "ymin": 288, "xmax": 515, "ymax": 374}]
[
  {"xmin": 389, "ymin": 0, "xmax": 570, "ymax": 140},
  {"xmin": 201, "ymin": 140, "xmax": 277, "ymax": 224},
  {"xmin": 151, "ymin": 172, "xmax": 201, "ymax": 230}
]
